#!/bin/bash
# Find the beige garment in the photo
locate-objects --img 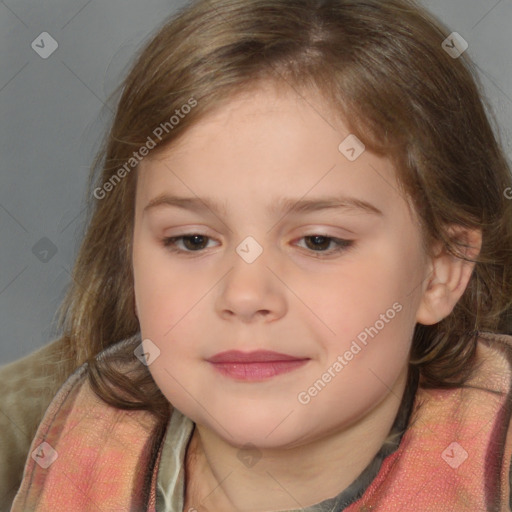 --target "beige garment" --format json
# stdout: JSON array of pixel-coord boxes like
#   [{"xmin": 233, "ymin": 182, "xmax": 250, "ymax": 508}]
[{"xmin": 0, "ymin": 339, "xmax": 72, "ymax": 512}]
